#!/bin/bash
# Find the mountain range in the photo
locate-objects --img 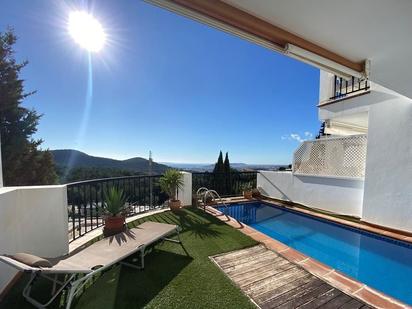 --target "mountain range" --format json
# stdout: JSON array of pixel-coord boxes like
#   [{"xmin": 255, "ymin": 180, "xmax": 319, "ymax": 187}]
[
  {"xmin": 51, "ymin": 149, "xmax": 285, "ymax": 175},
  {"xmin": 51, "ymin": 149, "xmax": 169, "ymax": 174},
  {"xmin": 160, "ymin": 162, "xmax": 284, "ymax": 172}
]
